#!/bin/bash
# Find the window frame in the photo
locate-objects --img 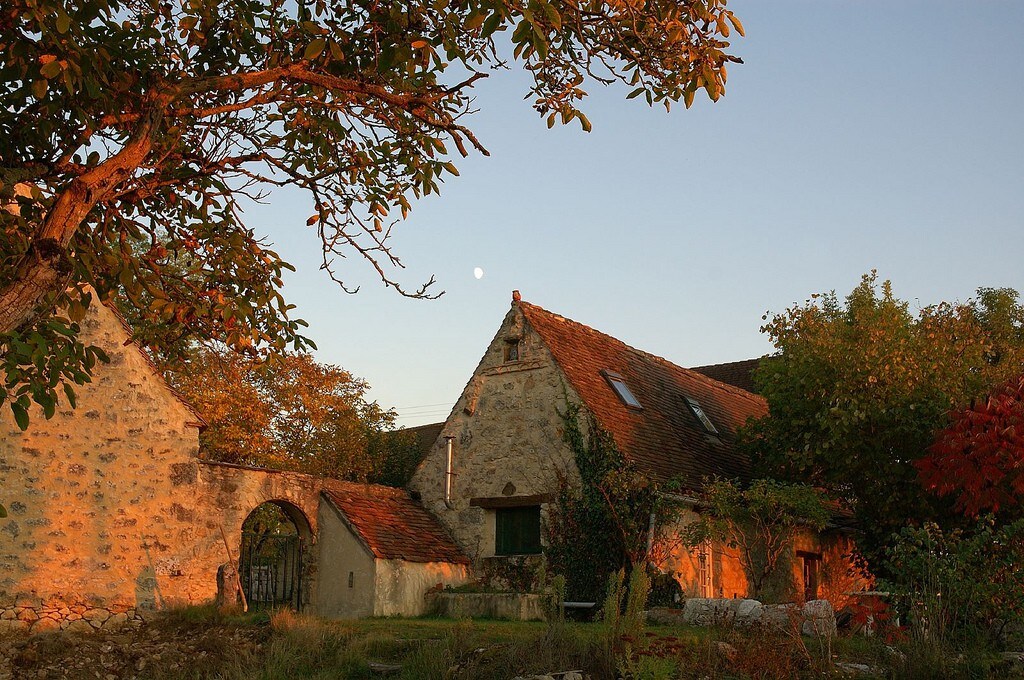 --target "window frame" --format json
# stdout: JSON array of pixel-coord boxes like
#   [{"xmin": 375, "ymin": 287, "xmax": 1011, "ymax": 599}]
[
  {"xmin": 685, "ymin": 397, "xmax": 719, "ymax": 434},
  {"xmin": 601, "ymin": 370, "xmax": 642, "ymax": 410},
  {"xmin": 504, "ymin": 339, "xmax": 520, "ymax": 363}
]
